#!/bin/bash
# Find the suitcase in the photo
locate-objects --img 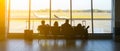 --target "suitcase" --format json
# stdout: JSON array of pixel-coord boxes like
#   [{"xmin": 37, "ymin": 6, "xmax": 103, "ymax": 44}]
[{"xmin": 24, "ymin": 30, "xmax": 33, "ymax": 40}]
